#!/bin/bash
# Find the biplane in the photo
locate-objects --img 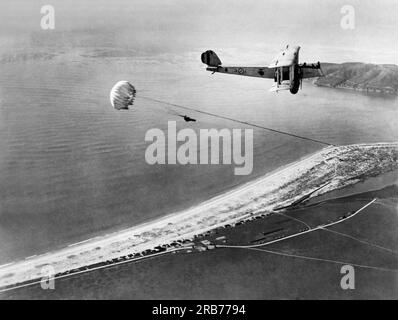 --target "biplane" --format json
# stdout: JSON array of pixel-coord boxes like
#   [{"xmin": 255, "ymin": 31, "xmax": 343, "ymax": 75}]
[{"xmin": 201, "ymin": 45, "xmax": 323, "ymax": 94}]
